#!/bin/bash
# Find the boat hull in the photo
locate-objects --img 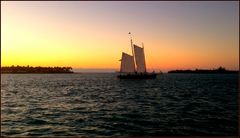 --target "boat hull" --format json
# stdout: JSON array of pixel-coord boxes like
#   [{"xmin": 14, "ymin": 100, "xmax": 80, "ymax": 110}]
[{"xmin": 117, "ymin": 73, "xmax": 157, "ymax": 79}]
